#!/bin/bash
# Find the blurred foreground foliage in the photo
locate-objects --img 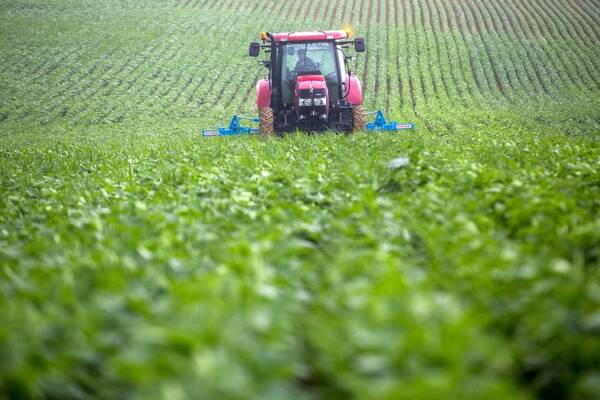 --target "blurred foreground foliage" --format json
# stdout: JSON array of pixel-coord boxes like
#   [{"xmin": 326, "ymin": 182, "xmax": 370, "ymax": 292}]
[{"xmin": 1, "ymin": 101, "xmax": 599, "ymax": 399}]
